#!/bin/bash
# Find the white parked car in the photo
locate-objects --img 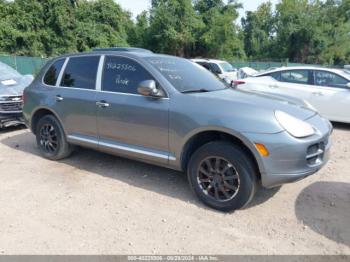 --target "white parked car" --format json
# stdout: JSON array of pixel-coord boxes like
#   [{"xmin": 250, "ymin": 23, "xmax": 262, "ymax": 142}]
[
  {"xmin": 192, "ymin": 59, "xmax": 238, "ymax": 84},
  {"xmin": 234, "ymin": 66, "xmax": 350, "ymax": 123},
  {"xmin": 237, "ymin": 67, "xmax": 258, "ymax": 79}
]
